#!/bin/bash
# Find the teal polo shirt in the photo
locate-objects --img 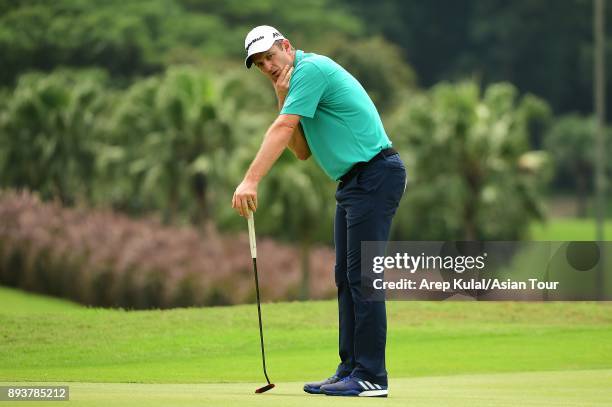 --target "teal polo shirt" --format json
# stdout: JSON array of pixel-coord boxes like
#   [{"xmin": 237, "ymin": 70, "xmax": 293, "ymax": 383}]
[{"xmin": 280, "ymin": 50, "xmax": 392, "ymax": 181}]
